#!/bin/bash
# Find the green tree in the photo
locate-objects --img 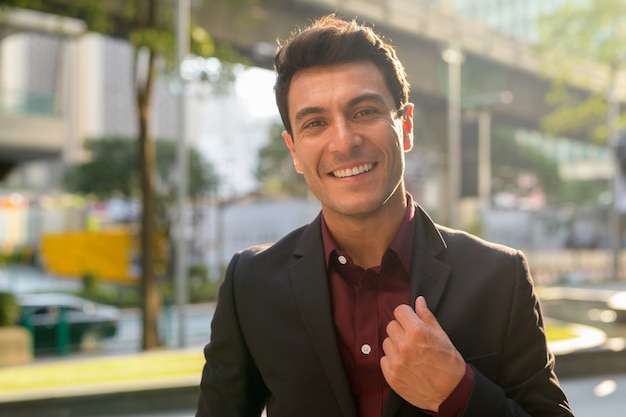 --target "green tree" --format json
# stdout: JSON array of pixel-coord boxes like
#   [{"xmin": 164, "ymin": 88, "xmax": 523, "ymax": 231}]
[
  {"xmin": 0, "ymin": 292, "xmax": 19, "ymax": 327},
  {"xmin": 490, "ymin": 127, "xmax": 607, "ymax": 207},
  {"xmin": 65, "ymin": 137, "xmax": 217, "ymax": 201},
  {"xmin": 64, "ymin": 138, "xmax": 139, "ymax": 199},
  {"xmin": 534, "ymin": 0, "xmax": 626, "ymax": 143},
  {"xmin": 256, "ymin": 122, "xmax": 309, "ymax": 197},
  {"xmin": 492, "ymin": 128, "xmax": 556, "ymax": 179},
  {"xmin": 490, "ymin": 127, "xmax": 560, "ymax": 202},
  {"xmin": 64, "ymin": 136, "xmax": 219, "ymax": 276},
  {"xmin": 0, "ymin": 0, "xmax": 248, "ymax": 350}
]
